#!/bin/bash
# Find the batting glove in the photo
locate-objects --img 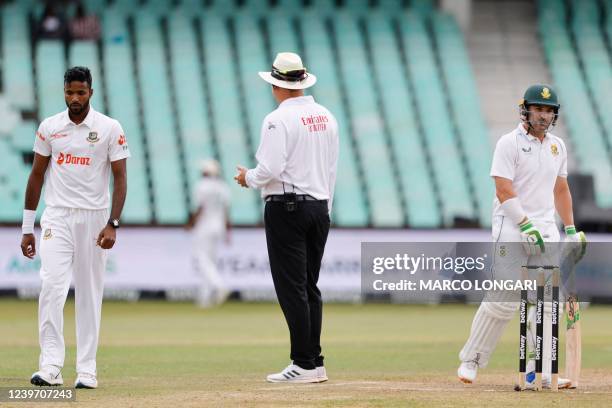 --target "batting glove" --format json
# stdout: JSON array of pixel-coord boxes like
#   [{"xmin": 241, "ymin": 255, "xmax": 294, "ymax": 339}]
[
  {"xmin": 519, "ymin": 219, "xmax": 545, "ymax": 256},
  {"xmin": 563, "ymin": 225, "xmax": 587, "ymax": 263}
]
